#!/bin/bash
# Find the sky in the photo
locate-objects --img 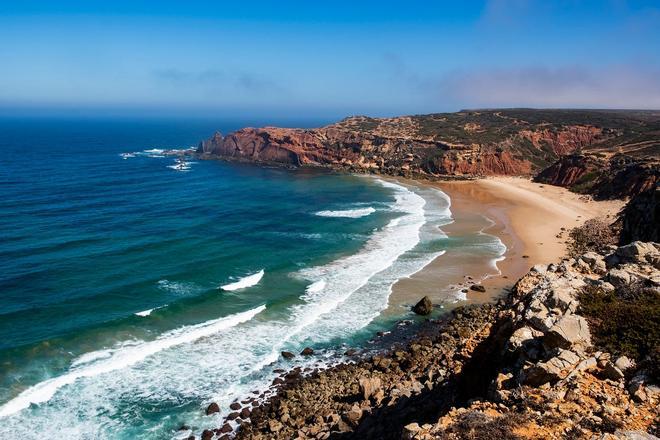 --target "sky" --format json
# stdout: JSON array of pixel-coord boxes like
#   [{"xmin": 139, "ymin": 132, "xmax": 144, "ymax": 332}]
[{"xmin": 1, "ymin": 0, "xmax": 659, "ymax": 118}]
